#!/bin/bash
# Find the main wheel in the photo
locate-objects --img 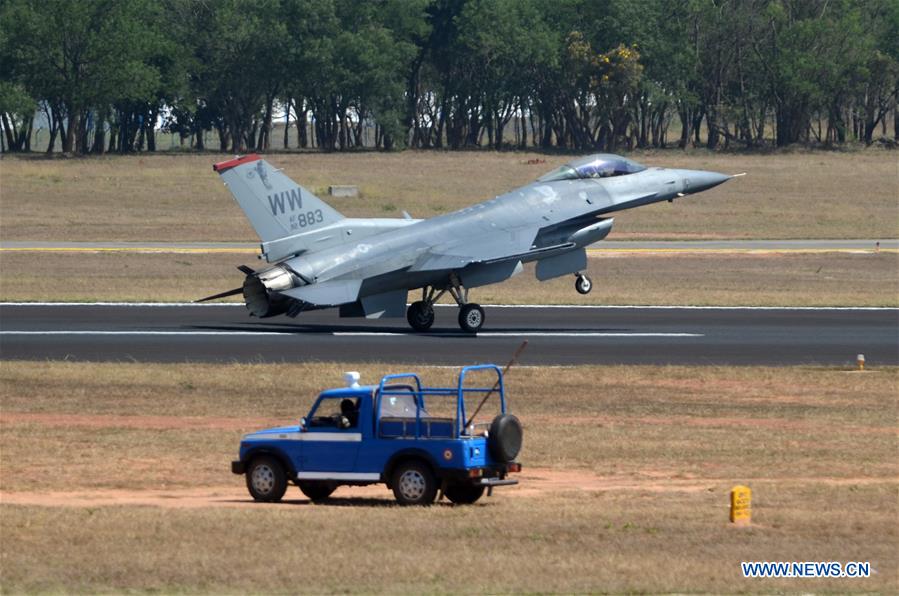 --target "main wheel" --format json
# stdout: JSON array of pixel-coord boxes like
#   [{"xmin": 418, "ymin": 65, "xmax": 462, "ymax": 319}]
[
  {"xmin": 391, "ymin": 461, "xmax": 438, "ymax": 506},
  {"xmin": 298, "ymin": 481, "xmax": 336, "ymax": 502},
  {"xmin": 458, "ymin": 303, "xmax": 485, "ymax": 333},
  {"xmin": 406, "ymin": 301, "xmax": 435, "ymax": 331},
  {"xmin": 575, "ymin": 274, "xmax": 592, "ymax": 295},
  {"xmin": 246, "ymin": 456, "xmax": 287, "ymax": 502},
  {"xmin": 444, "ymin": 484, "xmax": 485, "ymax": 505}
]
